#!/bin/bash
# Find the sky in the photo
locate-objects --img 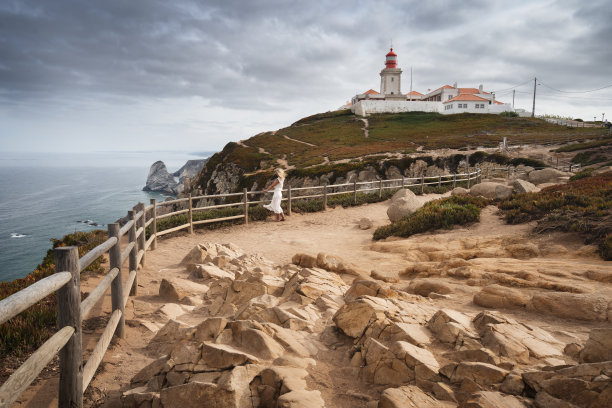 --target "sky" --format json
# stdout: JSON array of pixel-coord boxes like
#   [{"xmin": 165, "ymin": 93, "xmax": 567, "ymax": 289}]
[{"xmin": 1, "ymin": 0, "xmax": 611, "ymax": 154}]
